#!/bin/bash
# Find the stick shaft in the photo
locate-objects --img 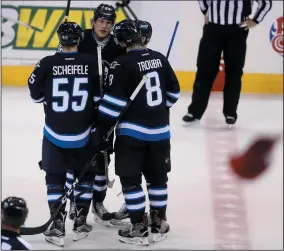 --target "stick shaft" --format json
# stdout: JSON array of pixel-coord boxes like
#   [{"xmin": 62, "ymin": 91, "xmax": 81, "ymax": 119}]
[{"xmin": 166, "ymin": 21, "xmax": 180, "ymax": 59}]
